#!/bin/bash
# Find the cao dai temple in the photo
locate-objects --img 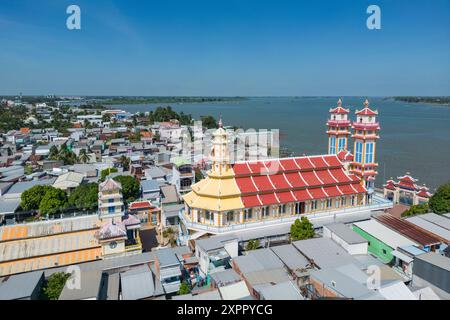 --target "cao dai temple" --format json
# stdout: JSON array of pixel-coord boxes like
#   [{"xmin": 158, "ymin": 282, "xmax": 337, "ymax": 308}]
[{"xmin": 180, "ymin": 99, "xmax": 392, "ymax": 238}]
